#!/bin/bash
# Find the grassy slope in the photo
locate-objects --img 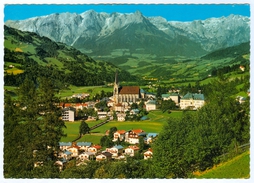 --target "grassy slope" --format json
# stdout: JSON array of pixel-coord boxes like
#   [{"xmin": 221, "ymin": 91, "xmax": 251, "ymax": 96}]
[
  {"xmin": 194, "ymin": 151, "xmax": 250, "ymax": 178},
  {"xmin": 56, "ymin": 85, "xmax": 113, "ymax": 99}
]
